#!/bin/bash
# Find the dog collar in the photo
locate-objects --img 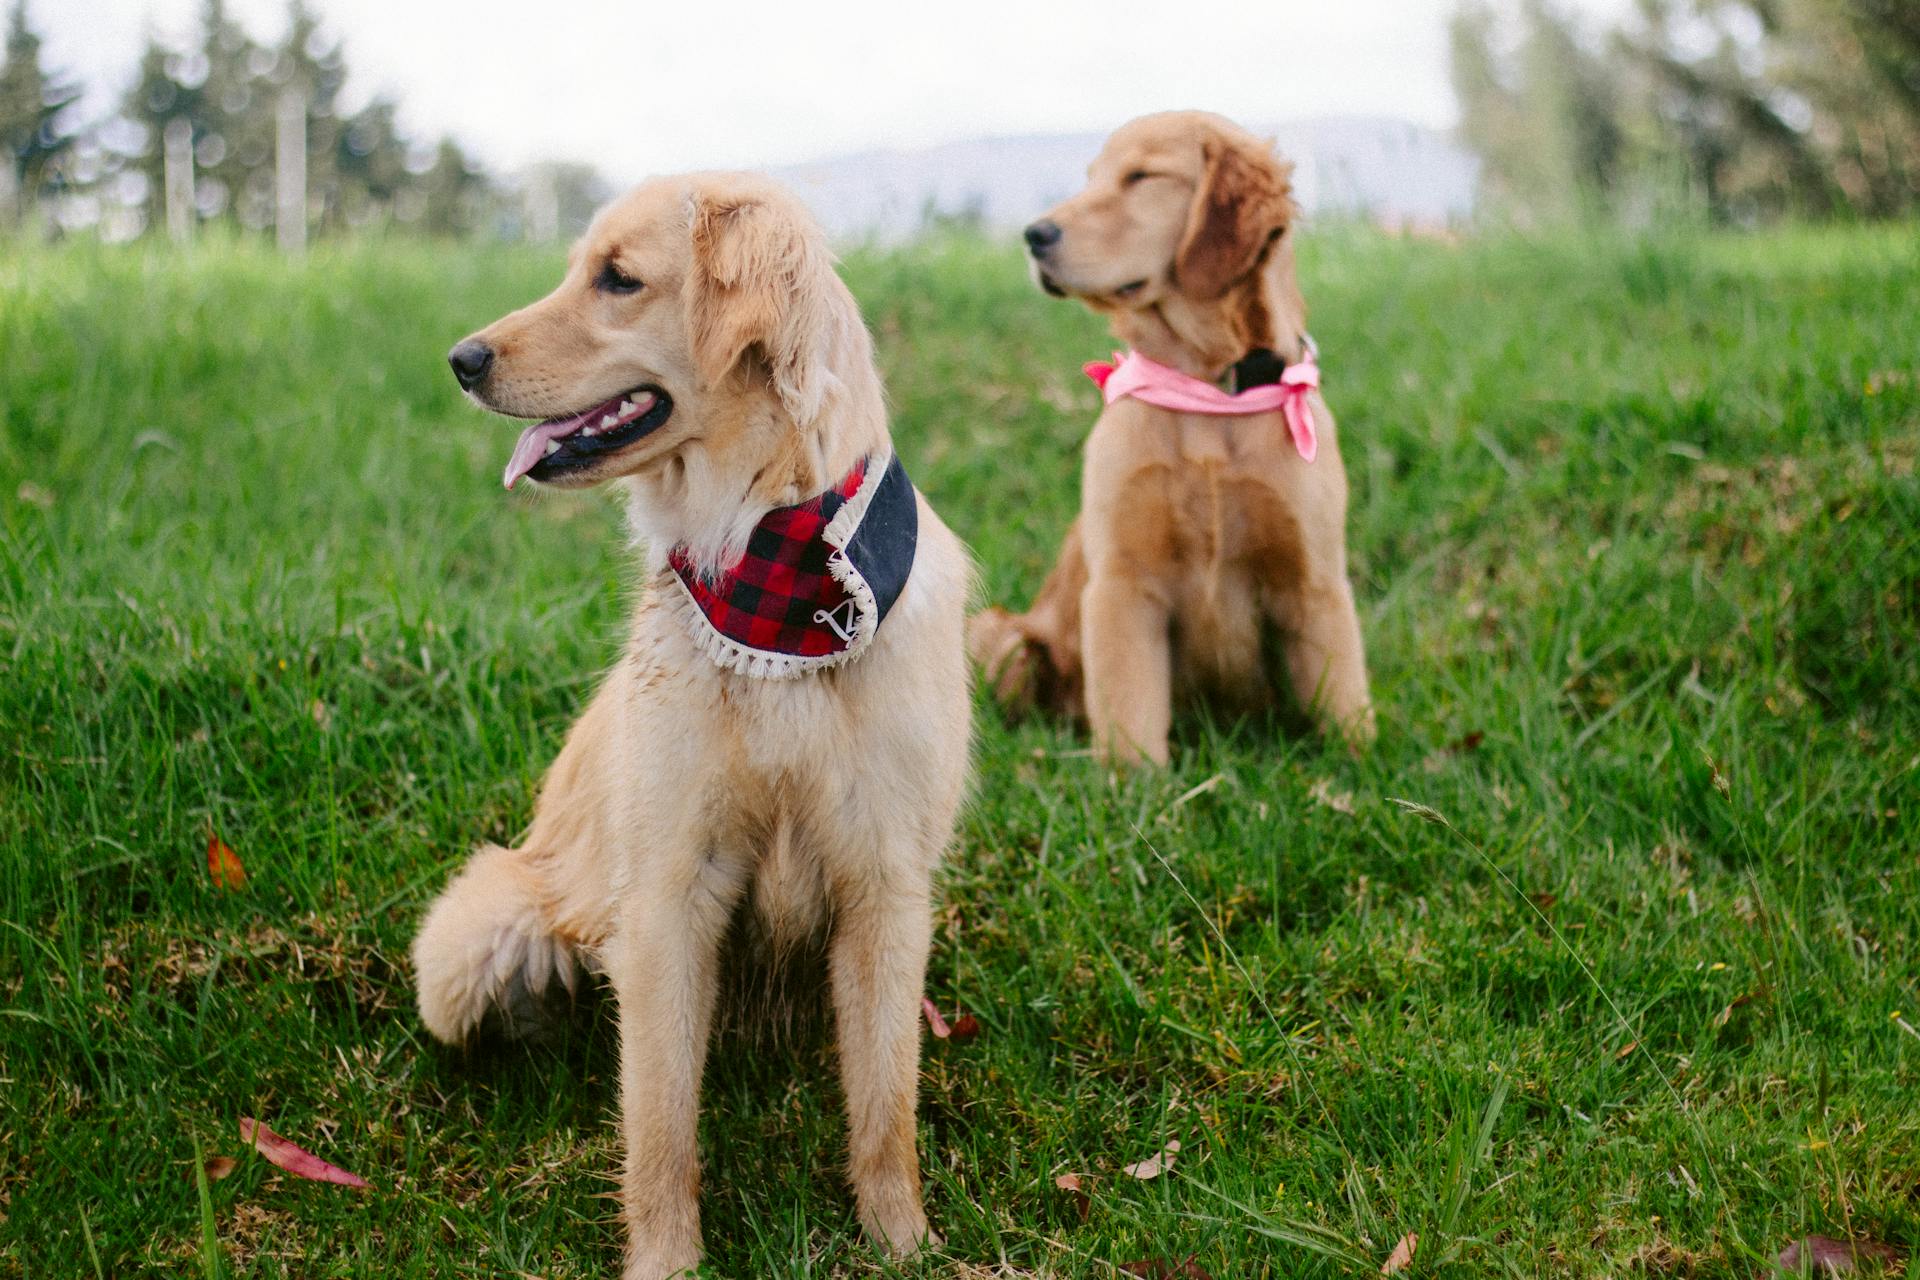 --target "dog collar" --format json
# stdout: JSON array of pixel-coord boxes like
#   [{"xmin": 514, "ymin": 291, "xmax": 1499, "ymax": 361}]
[
  {"xmin": 665, "ymin": 452, "xmax": 918, "ymax": 679},
  {"xmin": 1084, "ymin": 339, "xmax": 1321, "ymax": 462}
]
